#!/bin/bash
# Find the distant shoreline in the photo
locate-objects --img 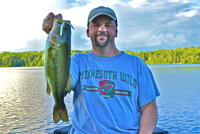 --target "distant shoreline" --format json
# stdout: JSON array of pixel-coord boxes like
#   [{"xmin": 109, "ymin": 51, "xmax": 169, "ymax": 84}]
[
  {"xmin": 148, "ymin": 63, "xmax": 200, "ymax": 67},
  {"xmin": 0, "ymin": 63, "xmax": 200, "ymax": 69},
  {"xmin": 0, "ymin": 46, "xmax": 200, "ymax": 67}
]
